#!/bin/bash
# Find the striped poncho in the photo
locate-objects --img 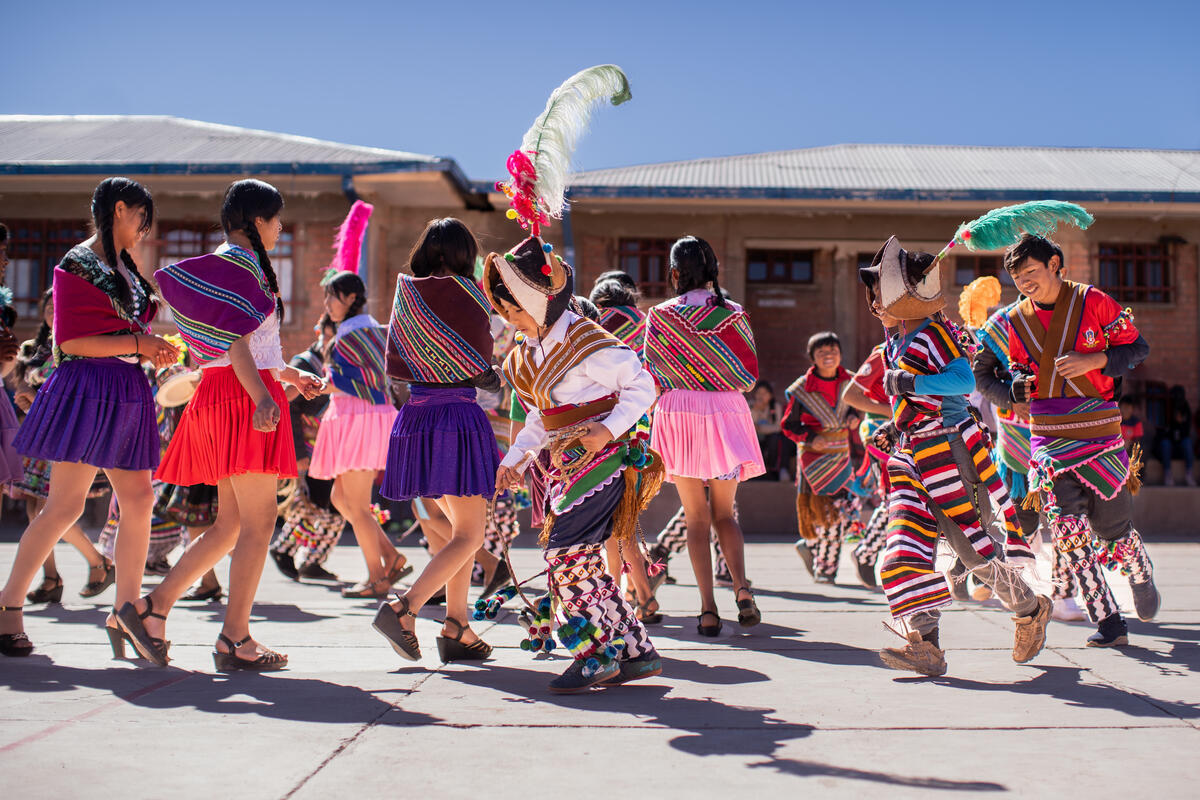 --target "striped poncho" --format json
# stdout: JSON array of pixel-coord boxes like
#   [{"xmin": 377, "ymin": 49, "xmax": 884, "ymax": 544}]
[
  {"xmin": 387, "ymin": 273, "xmax": 493, "ymax": 384},
  {"xmin": 154, "ymin": 245, "xmax": 275, "ymax": 365},
  {"xmin": 643, "ymin": 295, "xmax": 757, "ymax": 392},
  {"xmin": 597, "ymin": 305, "xmax": 646, "ymax": 350},
  {"xmin": 329, "ymin": 314, "xmax": 389, "ymax": 405}
]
